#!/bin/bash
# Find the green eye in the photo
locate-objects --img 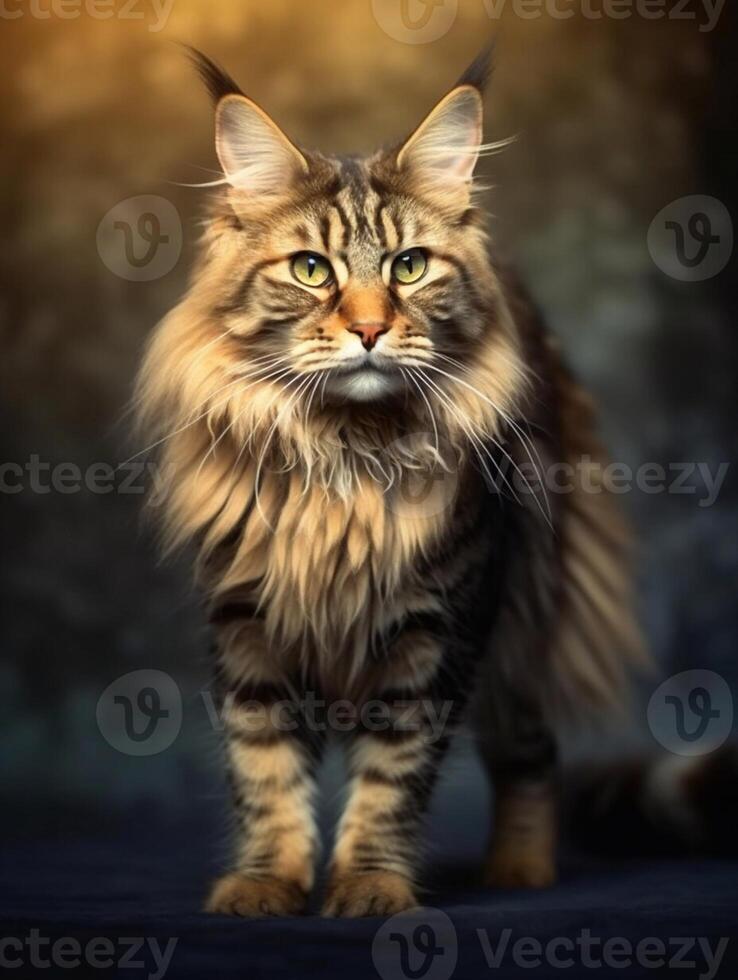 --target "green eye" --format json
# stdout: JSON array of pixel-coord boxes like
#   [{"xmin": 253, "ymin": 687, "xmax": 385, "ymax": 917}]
[
  {"xmin": 391, "ymin": 247, "xmax": 428, "ymax": 285},
  {"xmin": 291, "ymin": 251, "xmax": 332, "ymax": 287}
]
